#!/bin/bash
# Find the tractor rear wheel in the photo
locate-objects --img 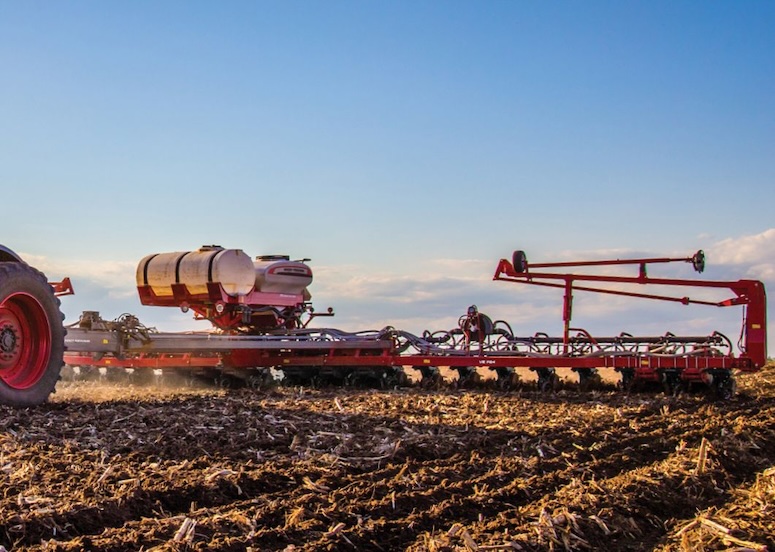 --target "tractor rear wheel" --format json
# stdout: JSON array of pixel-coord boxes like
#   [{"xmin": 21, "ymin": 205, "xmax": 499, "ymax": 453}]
[{"xmin": 0, "ymin": 262, "xmax": 65, "ymax": 406}]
